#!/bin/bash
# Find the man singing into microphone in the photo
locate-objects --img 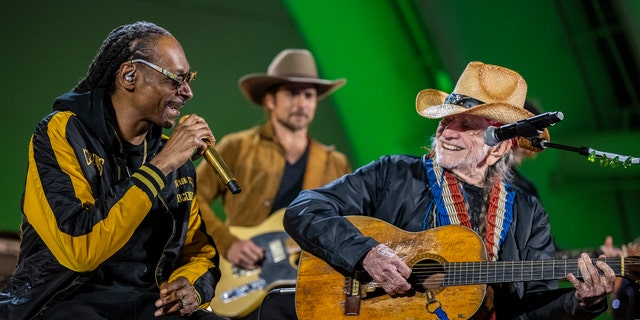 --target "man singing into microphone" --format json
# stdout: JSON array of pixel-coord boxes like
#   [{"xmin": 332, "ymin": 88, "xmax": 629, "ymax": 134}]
[
  {"xmin": 284, "ymin": 61, "xmax": 616, "ymax": 319},
  {"xmin": 1, "ymin": 21, "xmax": 221, "ymax": 319}
]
